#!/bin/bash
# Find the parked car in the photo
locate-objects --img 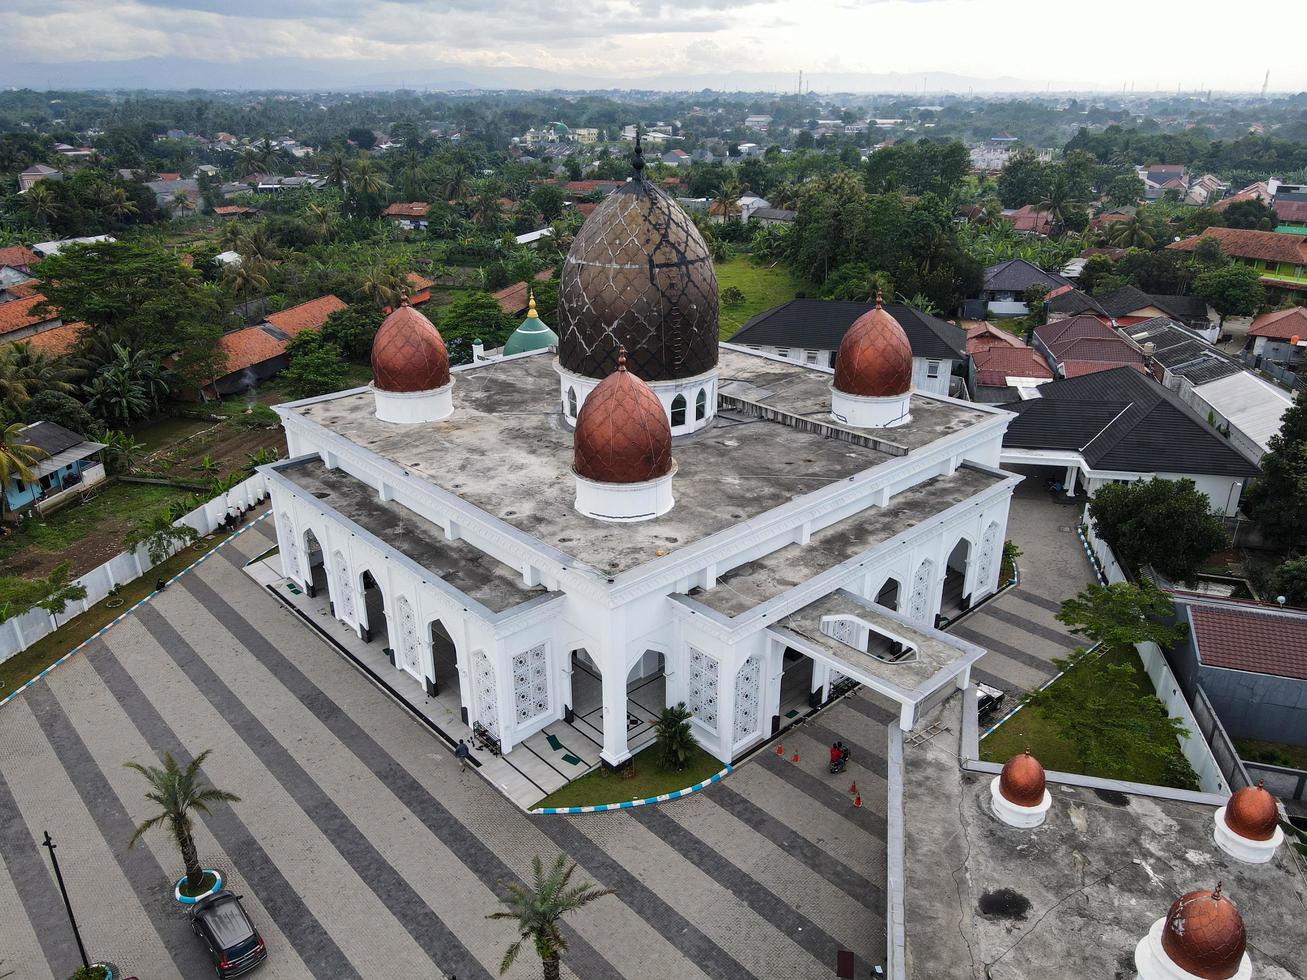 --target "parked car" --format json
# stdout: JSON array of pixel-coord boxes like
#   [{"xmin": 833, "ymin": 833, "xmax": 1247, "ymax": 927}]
[
  {"xmin": 976, "ymin": 682, "xmax": 1006, "ymax": 722},
  {"xmin": 189, "ymin": 890, "xmax": 267, "ymax": 977}
]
